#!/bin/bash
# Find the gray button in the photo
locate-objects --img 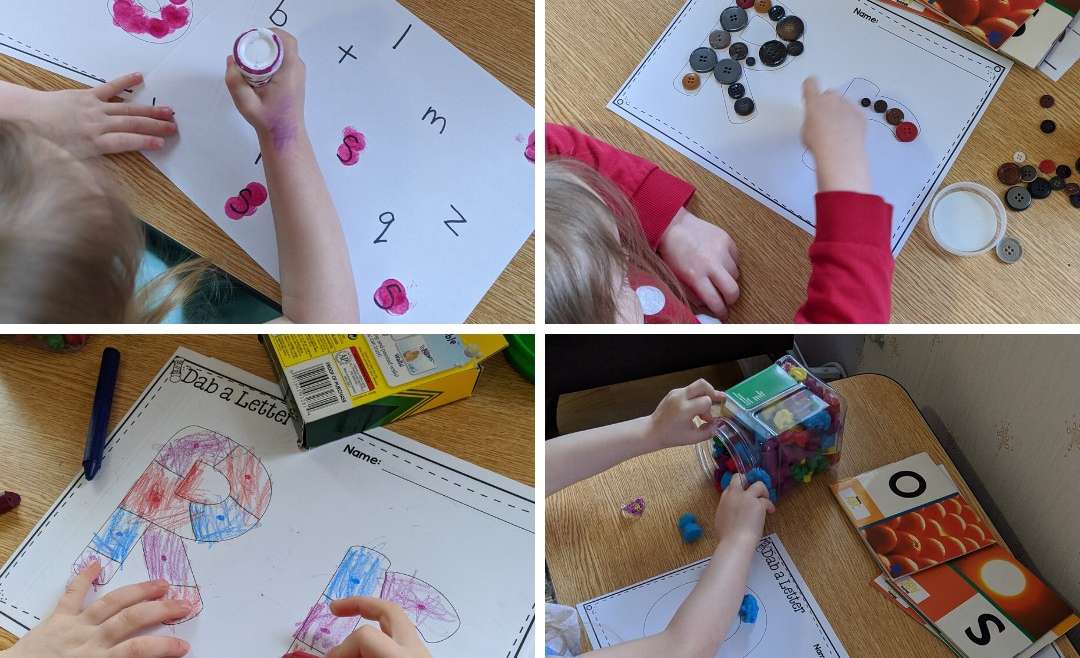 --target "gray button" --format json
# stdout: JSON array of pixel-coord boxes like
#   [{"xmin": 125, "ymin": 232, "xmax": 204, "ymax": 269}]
[
  {"xmin": 996, "ymin": 237, "xmax": 1023, "ymax": 264},
  {"xmin": 1020, "ymin": 165, "xmax": 1038, "ymax": 183},
  {"xmin": 1004, "ymin": 186, "xmax": 1031, "ymax": 212},
  {"xmin": 709, "ymin": 30, "xmax": 732, "ymax": 49},
  {"xmin": 714, "ymin": 58, "xmax": 743, "ymax": 85},
  {"xmin": 690, "ymin": 47, "xmax": 718, "ymax": 73},
  {"xmin": 721, "ymin": 6, "xmax": 749, "ymax": 31}
]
